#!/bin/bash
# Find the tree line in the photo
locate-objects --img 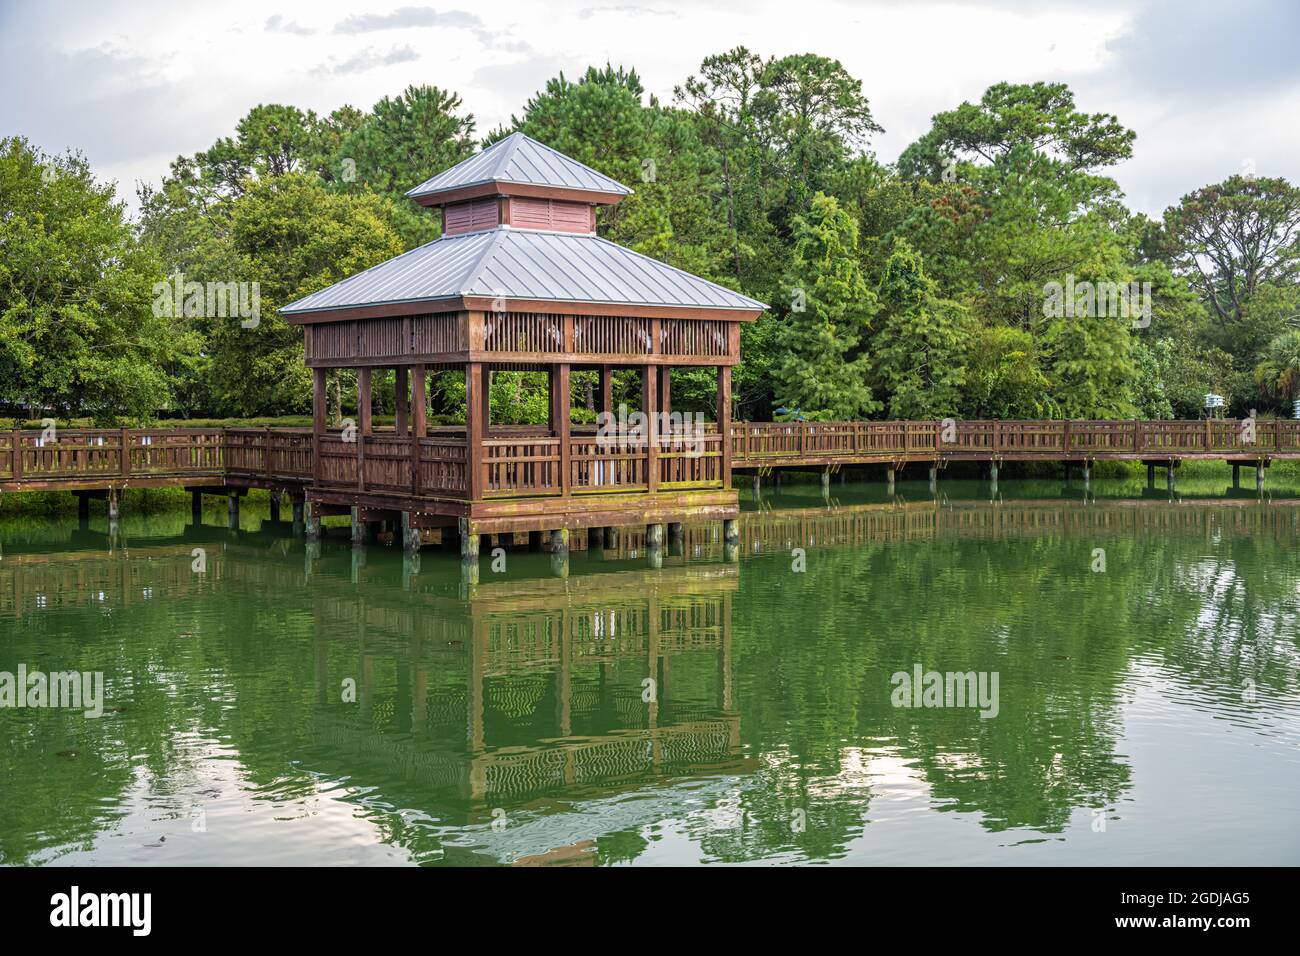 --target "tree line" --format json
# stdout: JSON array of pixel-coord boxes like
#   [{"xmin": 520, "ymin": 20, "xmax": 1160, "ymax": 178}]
[{"xmin": 2, "ymin": 50, "xmax": 1299, "ymax": 425}]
